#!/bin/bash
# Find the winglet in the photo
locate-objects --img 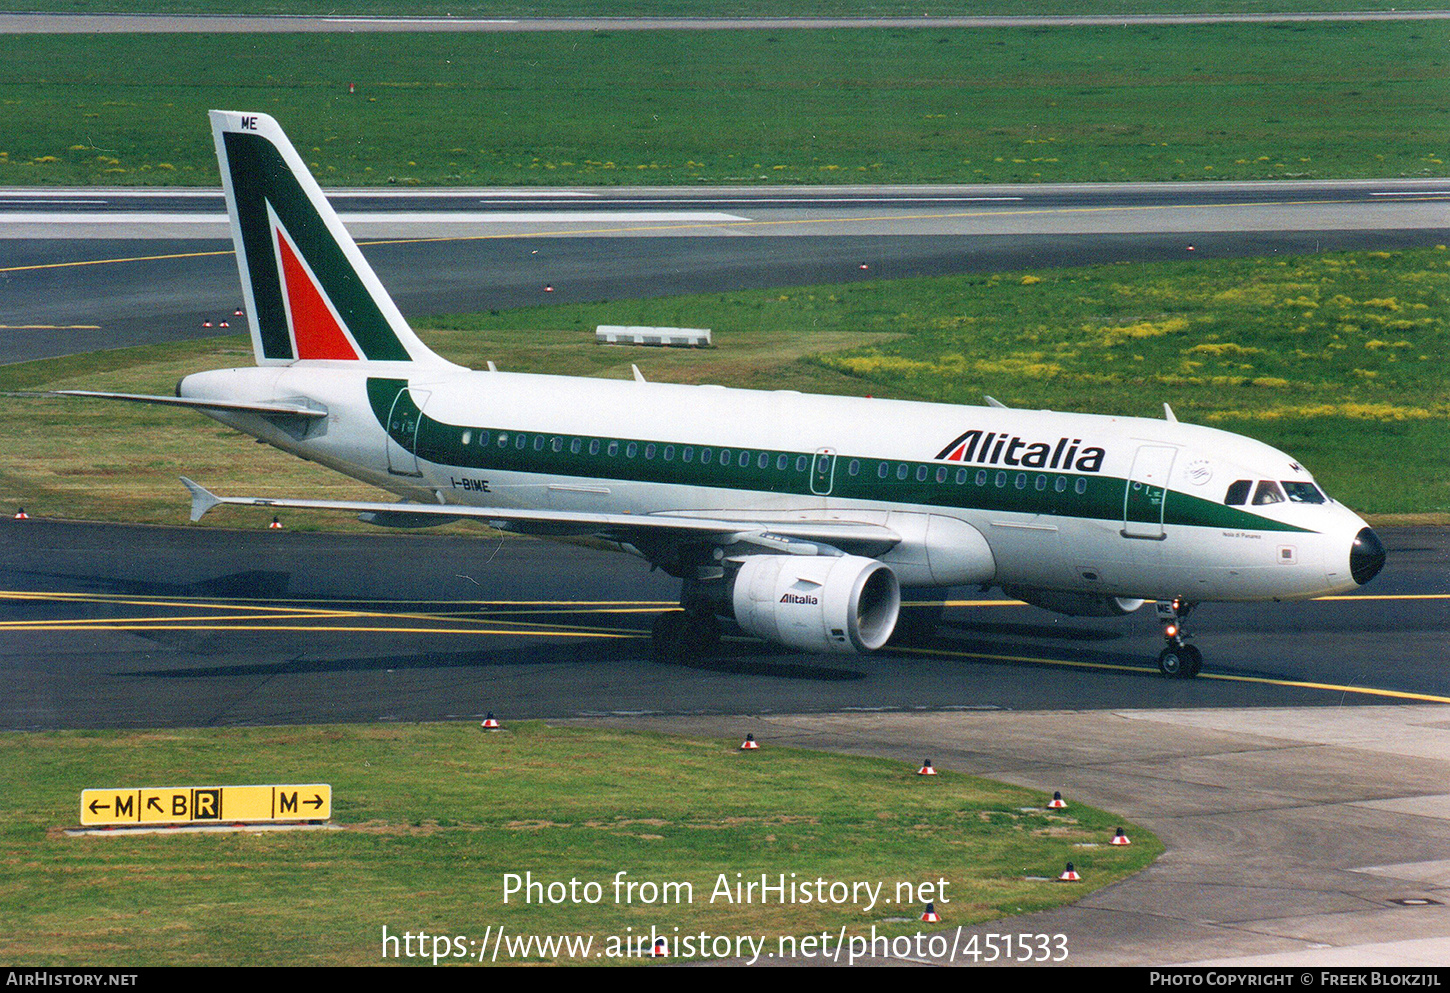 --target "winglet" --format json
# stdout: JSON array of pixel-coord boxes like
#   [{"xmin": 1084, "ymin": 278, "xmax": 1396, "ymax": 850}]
[
  {"xmin": 1163, "ymin": 402, "xmax": 1178, "ymax": 423},
  {"xmin": 985, "ymin": 395, "xmax": 1007, "ymax": 409},
  {"xmin": 180, "ymin": 477, "xmax": 222, "ymax": 522}
]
